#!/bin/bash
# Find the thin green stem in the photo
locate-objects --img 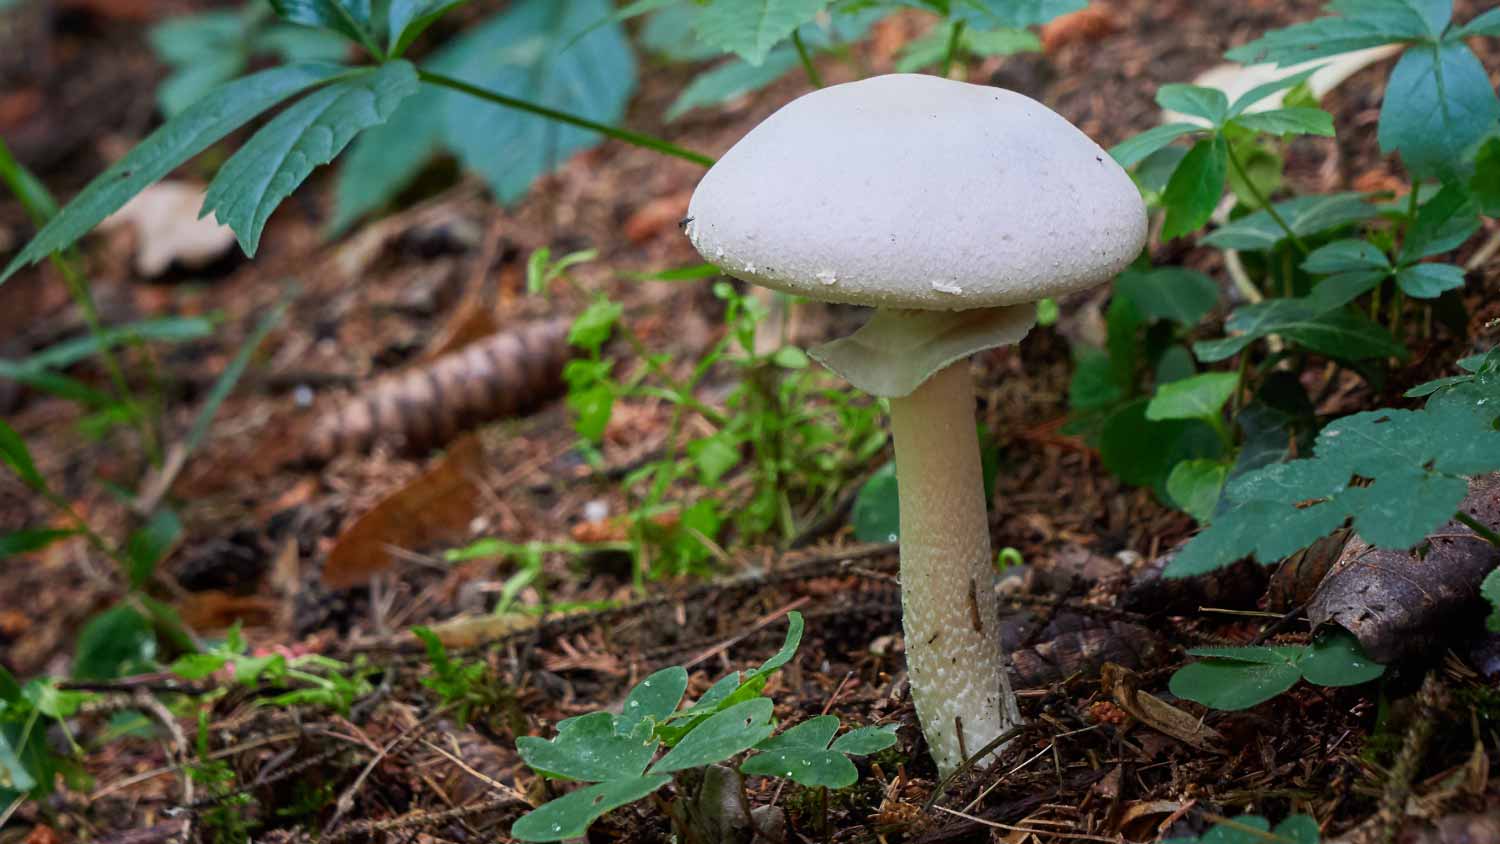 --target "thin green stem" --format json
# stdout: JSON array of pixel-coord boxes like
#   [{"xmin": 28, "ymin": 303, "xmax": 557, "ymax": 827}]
[
  {"xmin": 418, "ymin": 70, "xmax": 715, "ymax": 168},
  {"xmin": 1225, "ymin": 142, "xmax": 1306, "ymax": 255},
  {"xmin": 792, "ymin": 30, "xmax": 823, "ymax": 88},
  {"xmin": 939, "ymin": 20, "xmax": 966, "ymax": 78},
  {"xmin": 1455, "ymin": 511, "xmax": 1500, "ymax": 548}
]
